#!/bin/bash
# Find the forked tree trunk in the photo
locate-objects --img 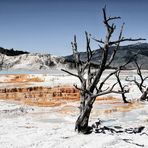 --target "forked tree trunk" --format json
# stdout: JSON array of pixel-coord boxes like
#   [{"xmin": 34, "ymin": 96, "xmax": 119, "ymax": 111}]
[{"xmin": 61, "ymin": 7, "xmax": 145, "ymax": 134}]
